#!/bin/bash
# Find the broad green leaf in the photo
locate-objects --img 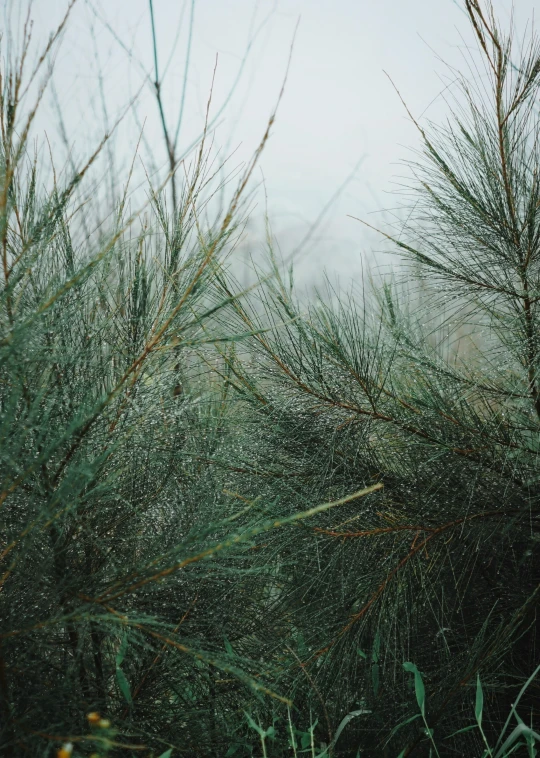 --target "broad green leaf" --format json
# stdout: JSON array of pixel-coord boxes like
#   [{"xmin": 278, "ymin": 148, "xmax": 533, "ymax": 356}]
[
  {"xmin": 116, "ymin": 667, "xmax": 132, "ymax": 705},
  {"xmin": 157, "ymin": 750, "xmax": 173, "ymax": 758},
  {"xmin": 403, "ymin": 662, "xmax": 426, "ymax": 716},
  {"xmin": 475, "ymin": 674, "xmax": 484, "ymax": 727},
  {"xmin": 495, "ymin": 724, "xmax": 540, "ymax": 758}
]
